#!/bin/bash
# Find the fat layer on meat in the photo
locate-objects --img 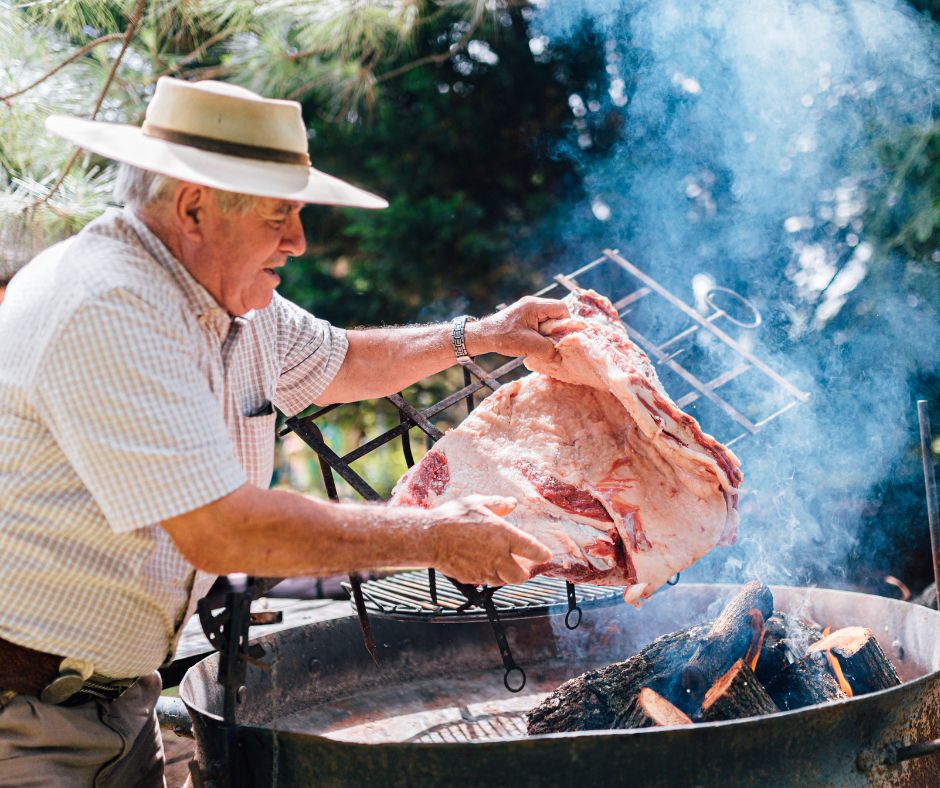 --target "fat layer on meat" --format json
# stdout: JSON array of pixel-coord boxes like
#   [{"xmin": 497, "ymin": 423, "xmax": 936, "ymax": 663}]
[{"xmin": 390, "ymin": 289, "xmax": 742, "ymax": 604}]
